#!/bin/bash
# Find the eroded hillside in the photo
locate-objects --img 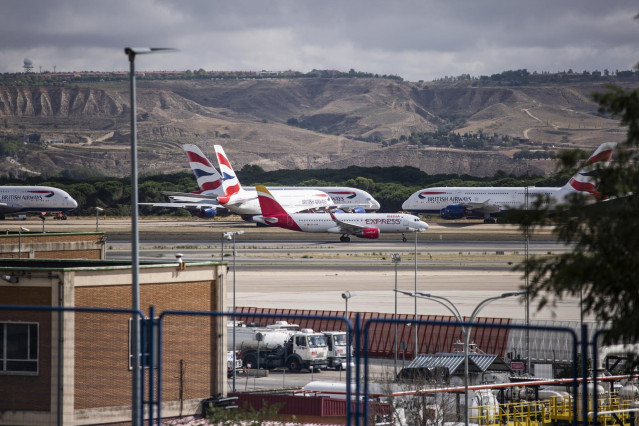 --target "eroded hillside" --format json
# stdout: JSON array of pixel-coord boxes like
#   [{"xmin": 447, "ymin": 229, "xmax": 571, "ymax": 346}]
[{"xmin": 0, "ymin": 78, "xmax": 626, "ymax": 178}]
